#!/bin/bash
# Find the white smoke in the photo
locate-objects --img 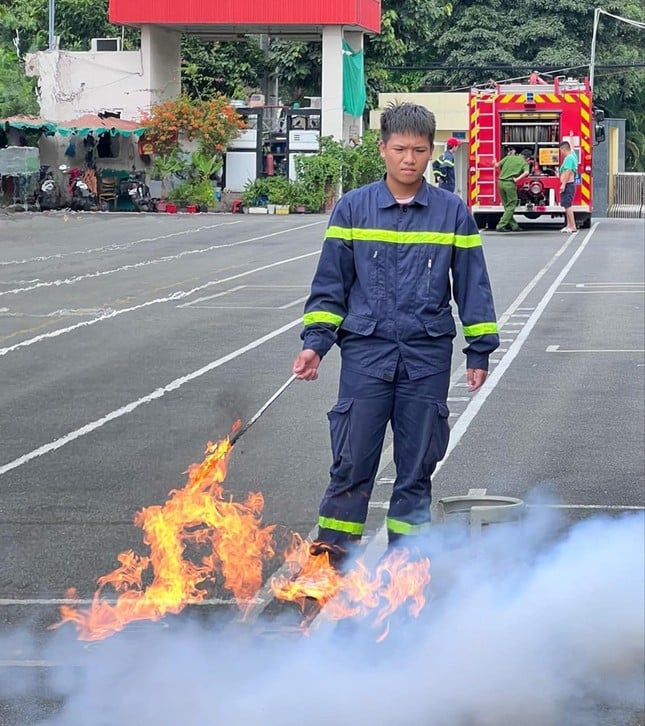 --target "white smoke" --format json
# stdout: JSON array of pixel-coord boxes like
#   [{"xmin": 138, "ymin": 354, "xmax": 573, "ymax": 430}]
[{"xmin": 2, "ymin": 509, "xmax": 643, "ymax": 726}]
